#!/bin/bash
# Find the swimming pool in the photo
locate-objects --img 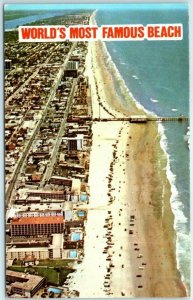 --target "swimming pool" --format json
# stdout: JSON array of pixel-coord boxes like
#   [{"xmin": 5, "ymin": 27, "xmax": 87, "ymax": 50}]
[
  {"xmin": 69, "ymin": 250, "xmax": 77, "ymax": 258},
  {"xmin": 48, "ymin": 287, "xmax": 62, "ymax": 294},
  {"xmin": 71, "ymin": 232, "xmax": 81, "ymax": 241},
  {"xmin": 80, "ymin": 194, "xmax": 88, "ymax": 202},
  {"xmin": 77, "ymin": 211, "xmax": 85, "ymax": 217}
]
